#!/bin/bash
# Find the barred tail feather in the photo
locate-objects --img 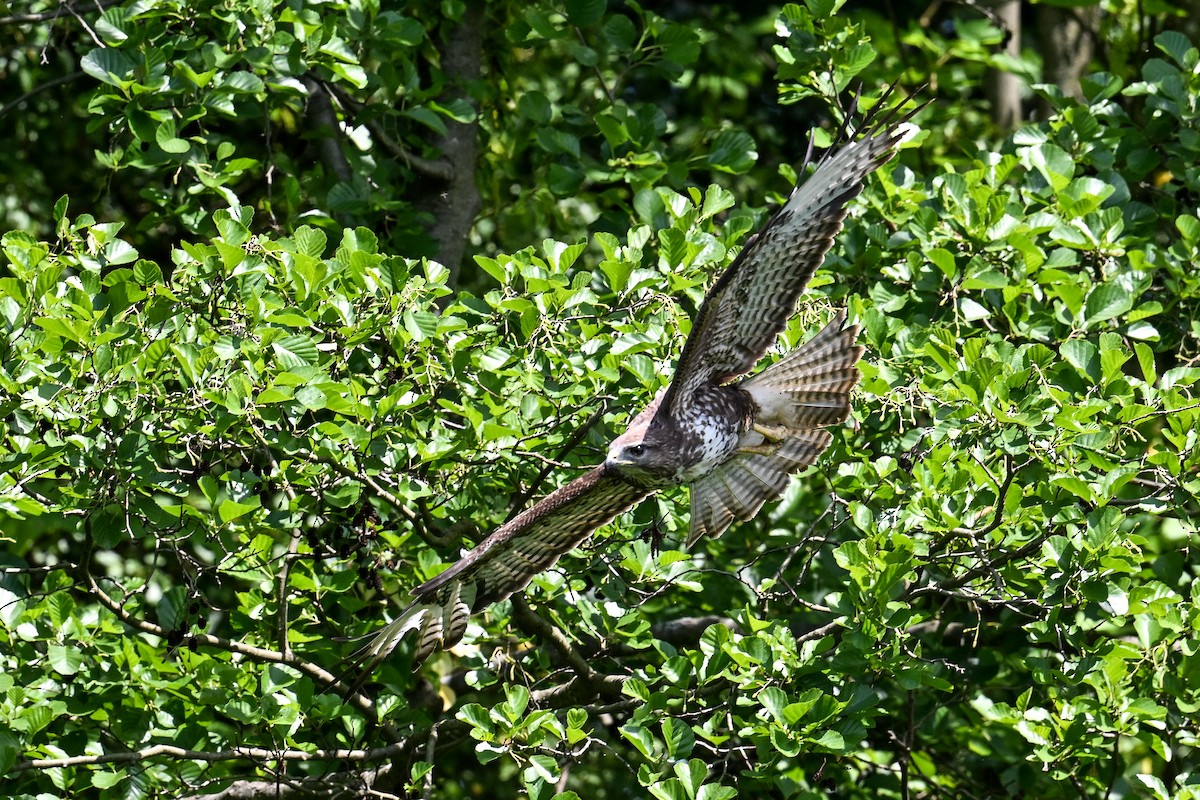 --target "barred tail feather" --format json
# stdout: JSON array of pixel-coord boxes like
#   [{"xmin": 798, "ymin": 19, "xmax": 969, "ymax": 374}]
[
  {"xmin": 686, "ymin": 430, "xmax": 832, "ymax": 545},
  {"xmin": 743, "ymin": 311, "xmax": 863, "ymax": 429}
]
